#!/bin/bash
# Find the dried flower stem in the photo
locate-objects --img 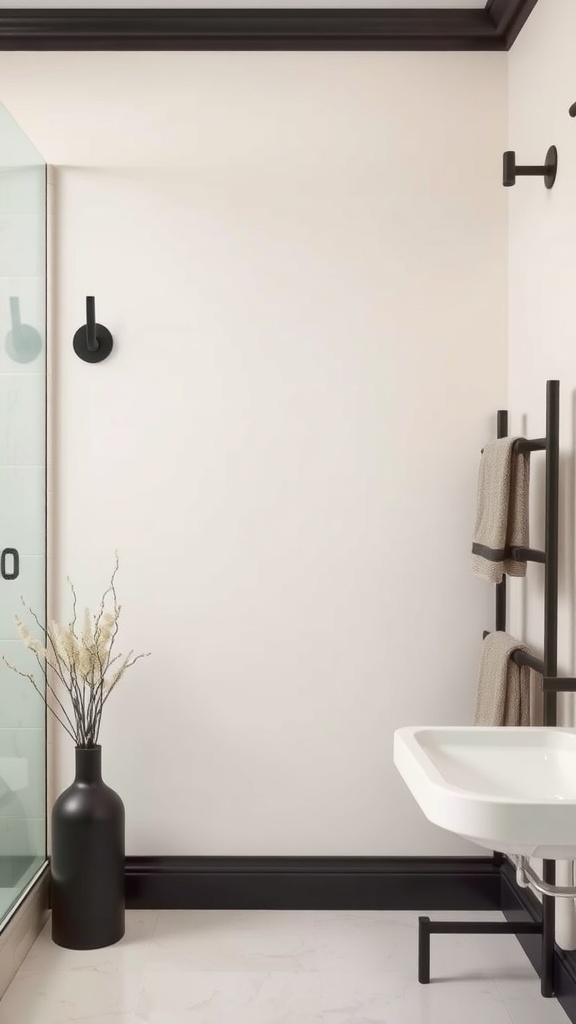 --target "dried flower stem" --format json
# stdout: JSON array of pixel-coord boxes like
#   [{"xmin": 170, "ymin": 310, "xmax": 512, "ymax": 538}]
[{"xmin": 2, "ymin": 554, "xmax": 150, "ymax": 747}]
